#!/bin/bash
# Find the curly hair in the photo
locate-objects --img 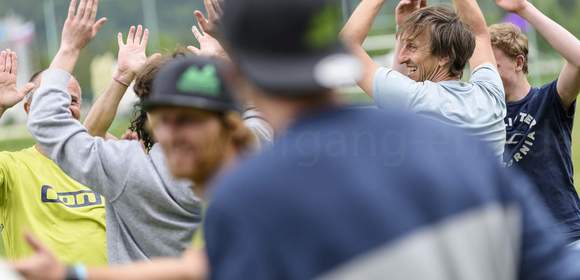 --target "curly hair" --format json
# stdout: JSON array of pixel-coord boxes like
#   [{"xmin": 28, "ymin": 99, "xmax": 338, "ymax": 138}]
[
  {"xmin": 129, "ymin": 49, "xmax": 190, "ymax": 152},
  {"xmin": 489, "ymin": 23, "xmax": 529, "ymax": 74}
]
